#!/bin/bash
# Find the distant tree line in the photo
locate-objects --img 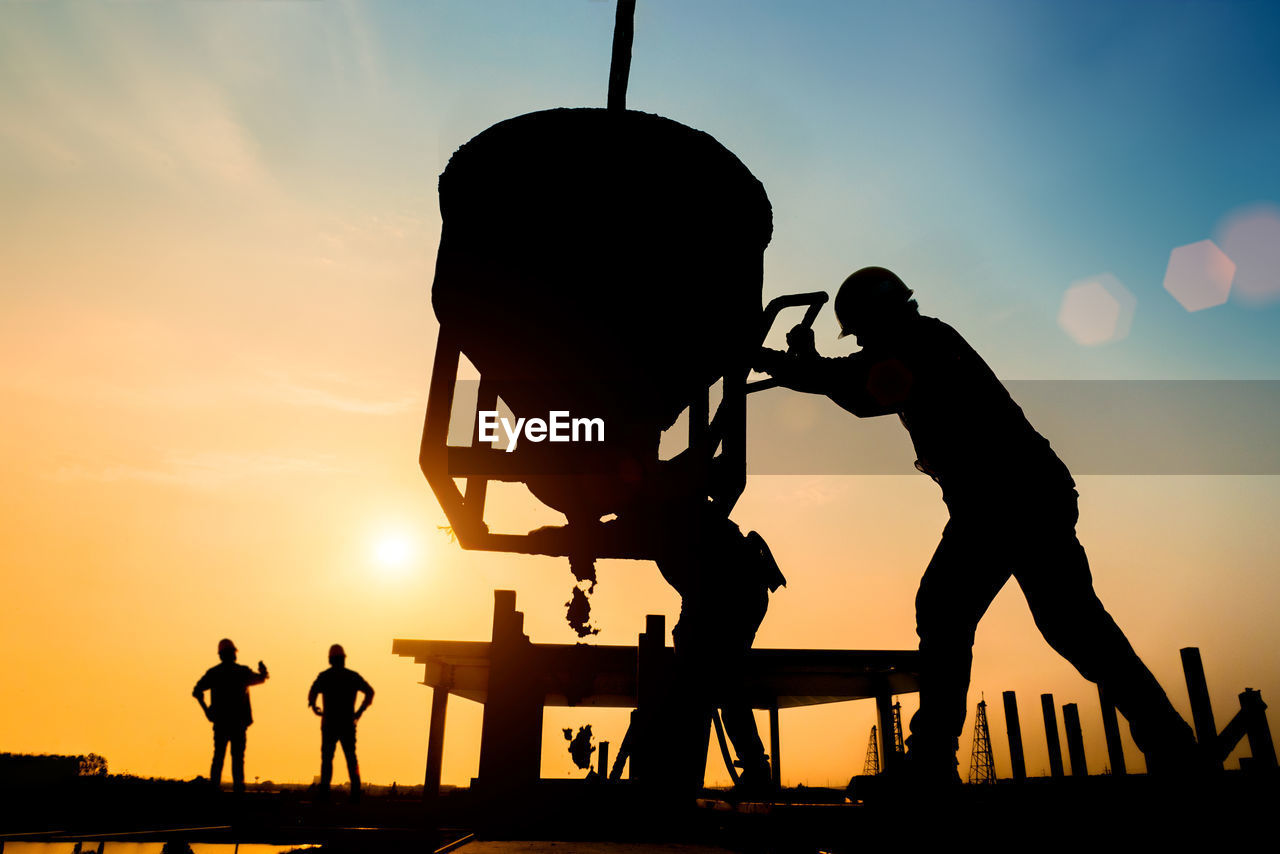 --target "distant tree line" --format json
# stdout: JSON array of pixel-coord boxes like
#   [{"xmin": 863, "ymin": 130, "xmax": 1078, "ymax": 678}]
[{"xmin": 0, "ymin": 752, "xmax": 108, "ymax": 783}]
